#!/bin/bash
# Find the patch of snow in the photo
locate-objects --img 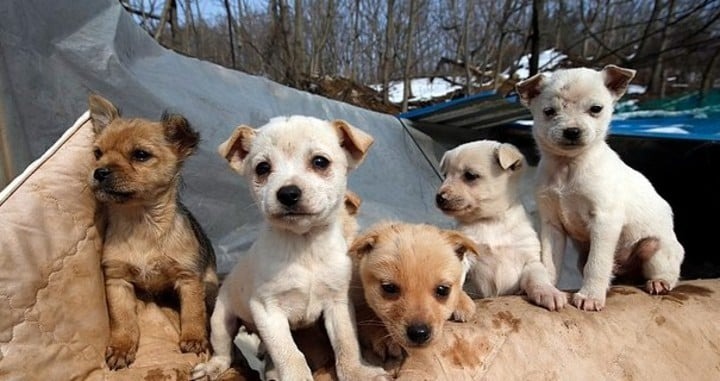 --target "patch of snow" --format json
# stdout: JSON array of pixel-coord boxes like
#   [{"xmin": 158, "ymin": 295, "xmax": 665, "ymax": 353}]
[
  {"xmin": 645, "ymin": 126, "xmax": 690, "ymax": 134},
  {"xmin": 614, "ymin": 109, "xmax": 709, "ymax": 120},
  {"xmin": 626, "ymin": 85, "xmax": 646, "ymax": 95},
  {"xmin": 506, "ymin": 49, "xmax": 567, "ymax": 80},
  {"xmin": 372, "ymin": 78, "xmax": 462, "ymax": 104}
]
